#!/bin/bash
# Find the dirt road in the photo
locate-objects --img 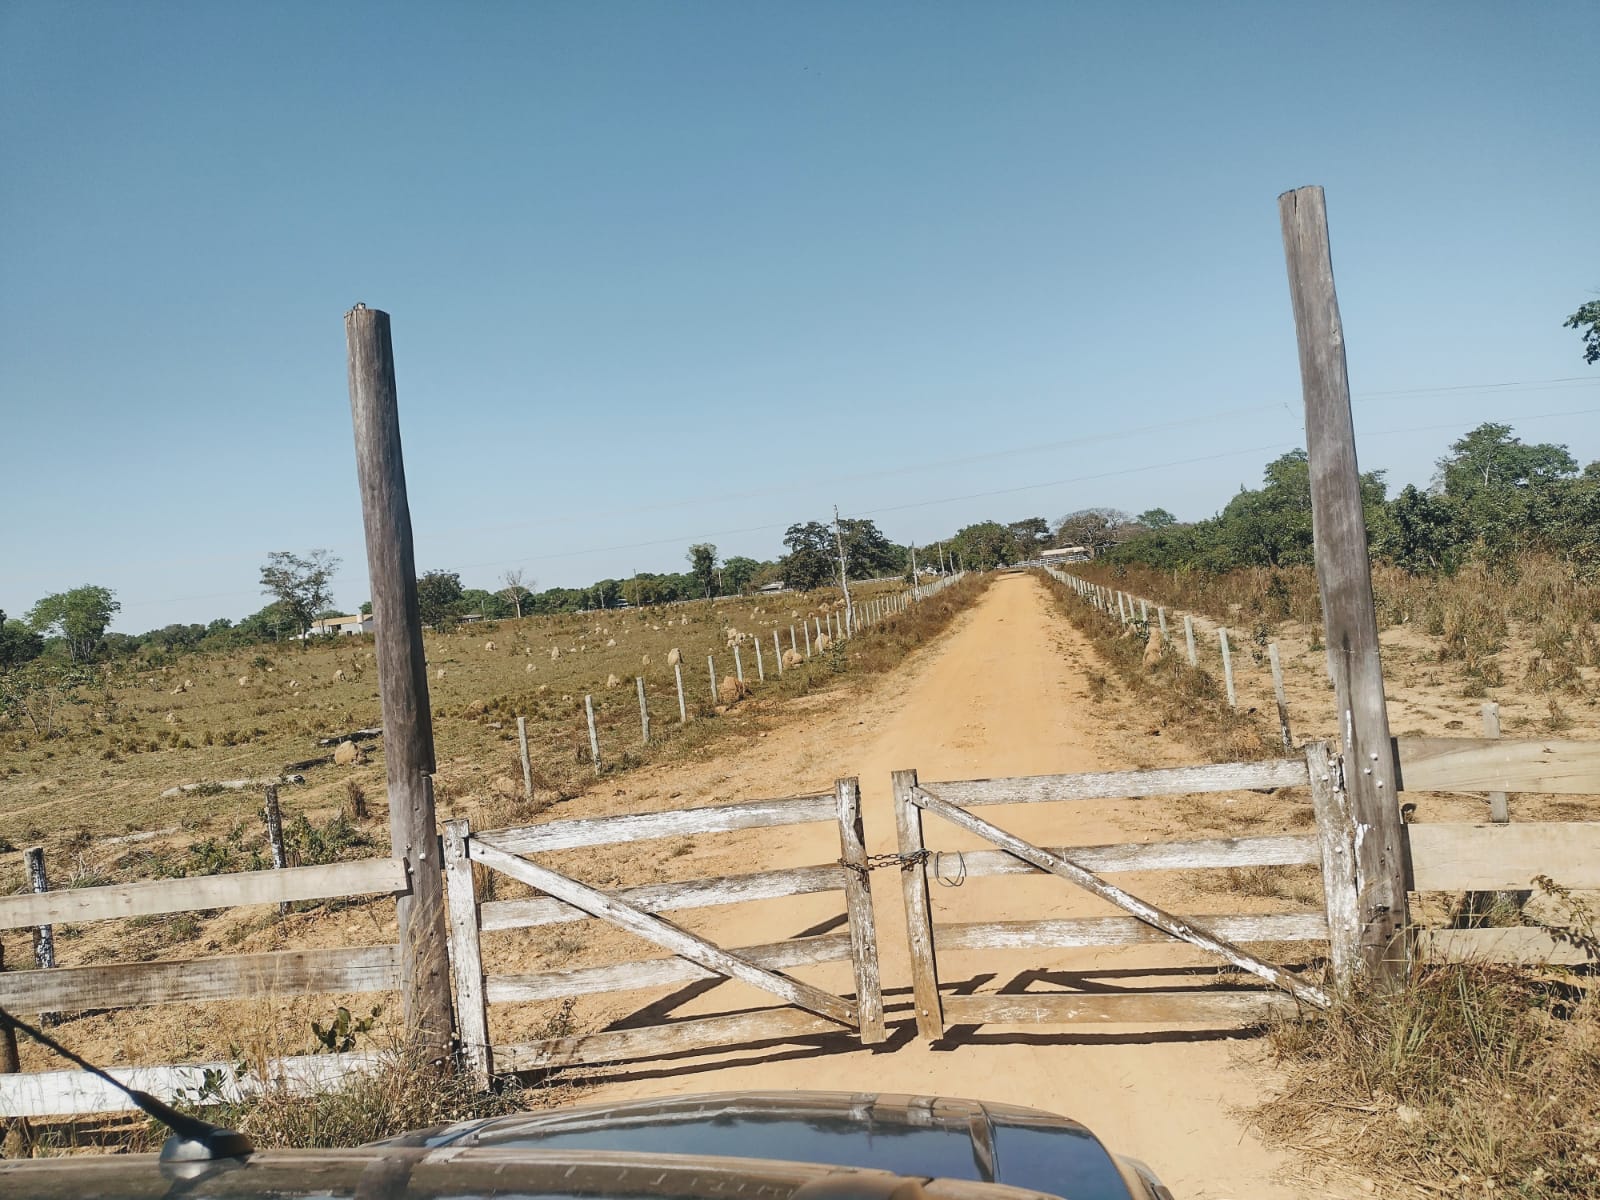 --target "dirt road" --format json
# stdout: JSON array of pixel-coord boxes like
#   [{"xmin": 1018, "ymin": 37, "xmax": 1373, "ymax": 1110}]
[{"xmin": 531, "ymin": 574, "xmax": 1348, "ymax": 1198}]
